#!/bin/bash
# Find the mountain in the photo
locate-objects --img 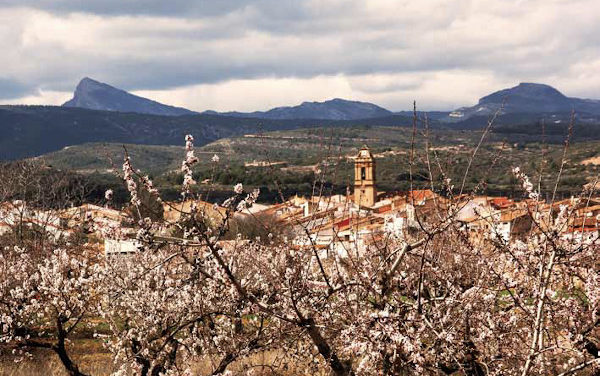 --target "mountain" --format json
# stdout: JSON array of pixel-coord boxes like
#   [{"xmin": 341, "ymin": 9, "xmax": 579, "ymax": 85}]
[
  {"xmin": 63, "ymin": 77, "xmax": 196, "ymax": 116},
  {"xmin": 204, "ymin": 98, "xmax": 393, "ymax": 120},
  {"xmin": 448, "ymin": 83, "xmax": 600, "ymax": 120}
]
